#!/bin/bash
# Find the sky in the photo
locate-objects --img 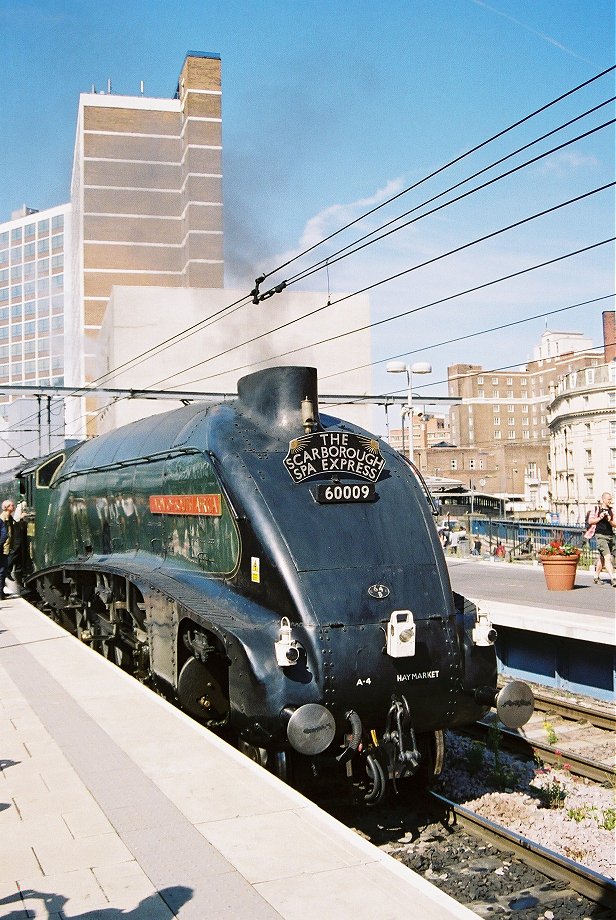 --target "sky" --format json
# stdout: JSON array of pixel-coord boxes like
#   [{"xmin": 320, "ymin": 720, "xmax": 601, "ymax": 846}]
[{"xmin": 1, "ymin": 0, "xmax": 614, "ymax": 411}]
